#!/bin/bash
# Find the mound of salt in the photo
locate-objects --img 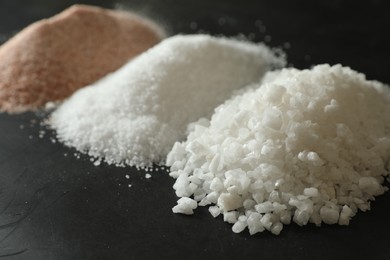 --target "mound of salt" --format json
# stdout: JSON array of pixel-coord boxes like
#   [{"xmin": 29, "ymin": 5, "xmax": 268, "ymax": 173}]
[
  {"xmin": 167, "ymin": 64, "xmax": 390, "ymax": 235},
  {"xmin": 0, "ymin": 4, "xmax": 164, "ymax": 113},
  {"xmin": 50, "ymin": 34, "xmax": 285, "ymax": 168}
]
